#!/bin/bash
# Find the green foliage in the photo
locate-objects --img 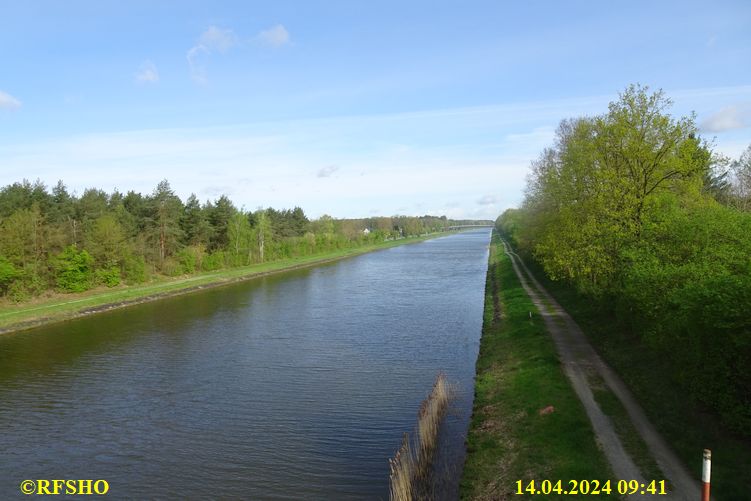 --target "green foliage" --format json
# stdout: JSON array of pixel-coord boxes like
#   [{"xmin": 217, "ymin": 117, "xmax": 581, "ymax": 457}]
[
  {"xmin": 206, "ymin": 195, "xmax": 235, "ymax": 250},
  {"xmin": 95, "ymin": 266, "xmax": 121, "ymax": 287},
  {"xmin": 0, "ymin": 265, "xmax": 44, "ymax": 302},
  {"xmin": 504, "ymin": 84, "xmax": 751, "ymax": 433},
  {"xmin": 0, "ymin": 255, "xmax": 19, "ymax": 293},
  {"xmin": 201, "ymin": 251, "xmax": 226, "ymax": 271},
  {"xmin": 514, "ymin": 86, "xmax": 710, "ymax": 294},
  {"xmin": 146, "ymin": 180, "xmax": 184, "ymax": 268},
  {"xmin": 176, "ymin": 247, "xmax": 197, "ymax": 274},
  {"xmin": 616, "ymin": 204, "xmax": 751, "ymax": 431},
  {"xmin": 54, "ymin": 245, "xmax": 94, "ymax": 293},
  {"xmin": 87, "ymin": 214, "xmax": 126, "ymax": 267},
  {"xmin": 181, "ymin": 194, "xmax": 213, "ymax": 246},
  {"xmin": 0, "ymin": 179, "xmax": 51, "ymax": 217},
  {"xmin": 7, "ymin": 280, "xmax": 31, "ymax": 303},
  {"xmin": 160, "ymin": 258, "xmax": 184, "ymax": 277},
  {"xmin": 0, "ymin": 178, "xmax": 483, "ymax": 300},
  {"xmin": 0, "ymin": 205, "xmax": 47, "ymax": 270},
  {"xmin": 227, "ymin": 211, "xmax": 254, "ymax": 266},
  {"xmin": 122, "ymin": 254, "xmax": 147, "ymax": 284},
  {"xmin": 267, "ymin": 206, "xmax": 309, "ymax": 238},
  {"xmin": 254, "ymin": 209, "xmax": 272, "ymax": 262}
]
